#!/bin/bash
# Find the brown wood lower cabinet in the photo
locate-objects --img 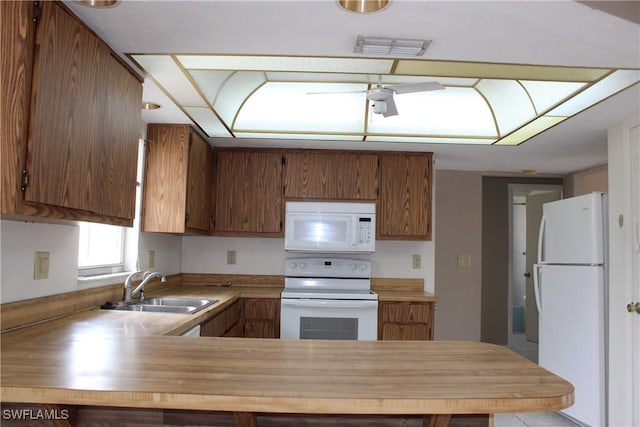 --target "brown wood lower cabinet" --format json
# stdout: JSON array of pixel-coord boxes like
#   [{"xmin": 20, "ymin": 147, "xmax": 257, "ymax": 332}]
[
  {"xmin": 242, "ymin": 298, "xmax": 280, "ymax": 338},
  {"xmin": 200, "ymin": 300, "xmax": 241, "ymax": 337},
  {"xmin": 378, "ymin": 301, "xmax": 434, "ymax": 340}
]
